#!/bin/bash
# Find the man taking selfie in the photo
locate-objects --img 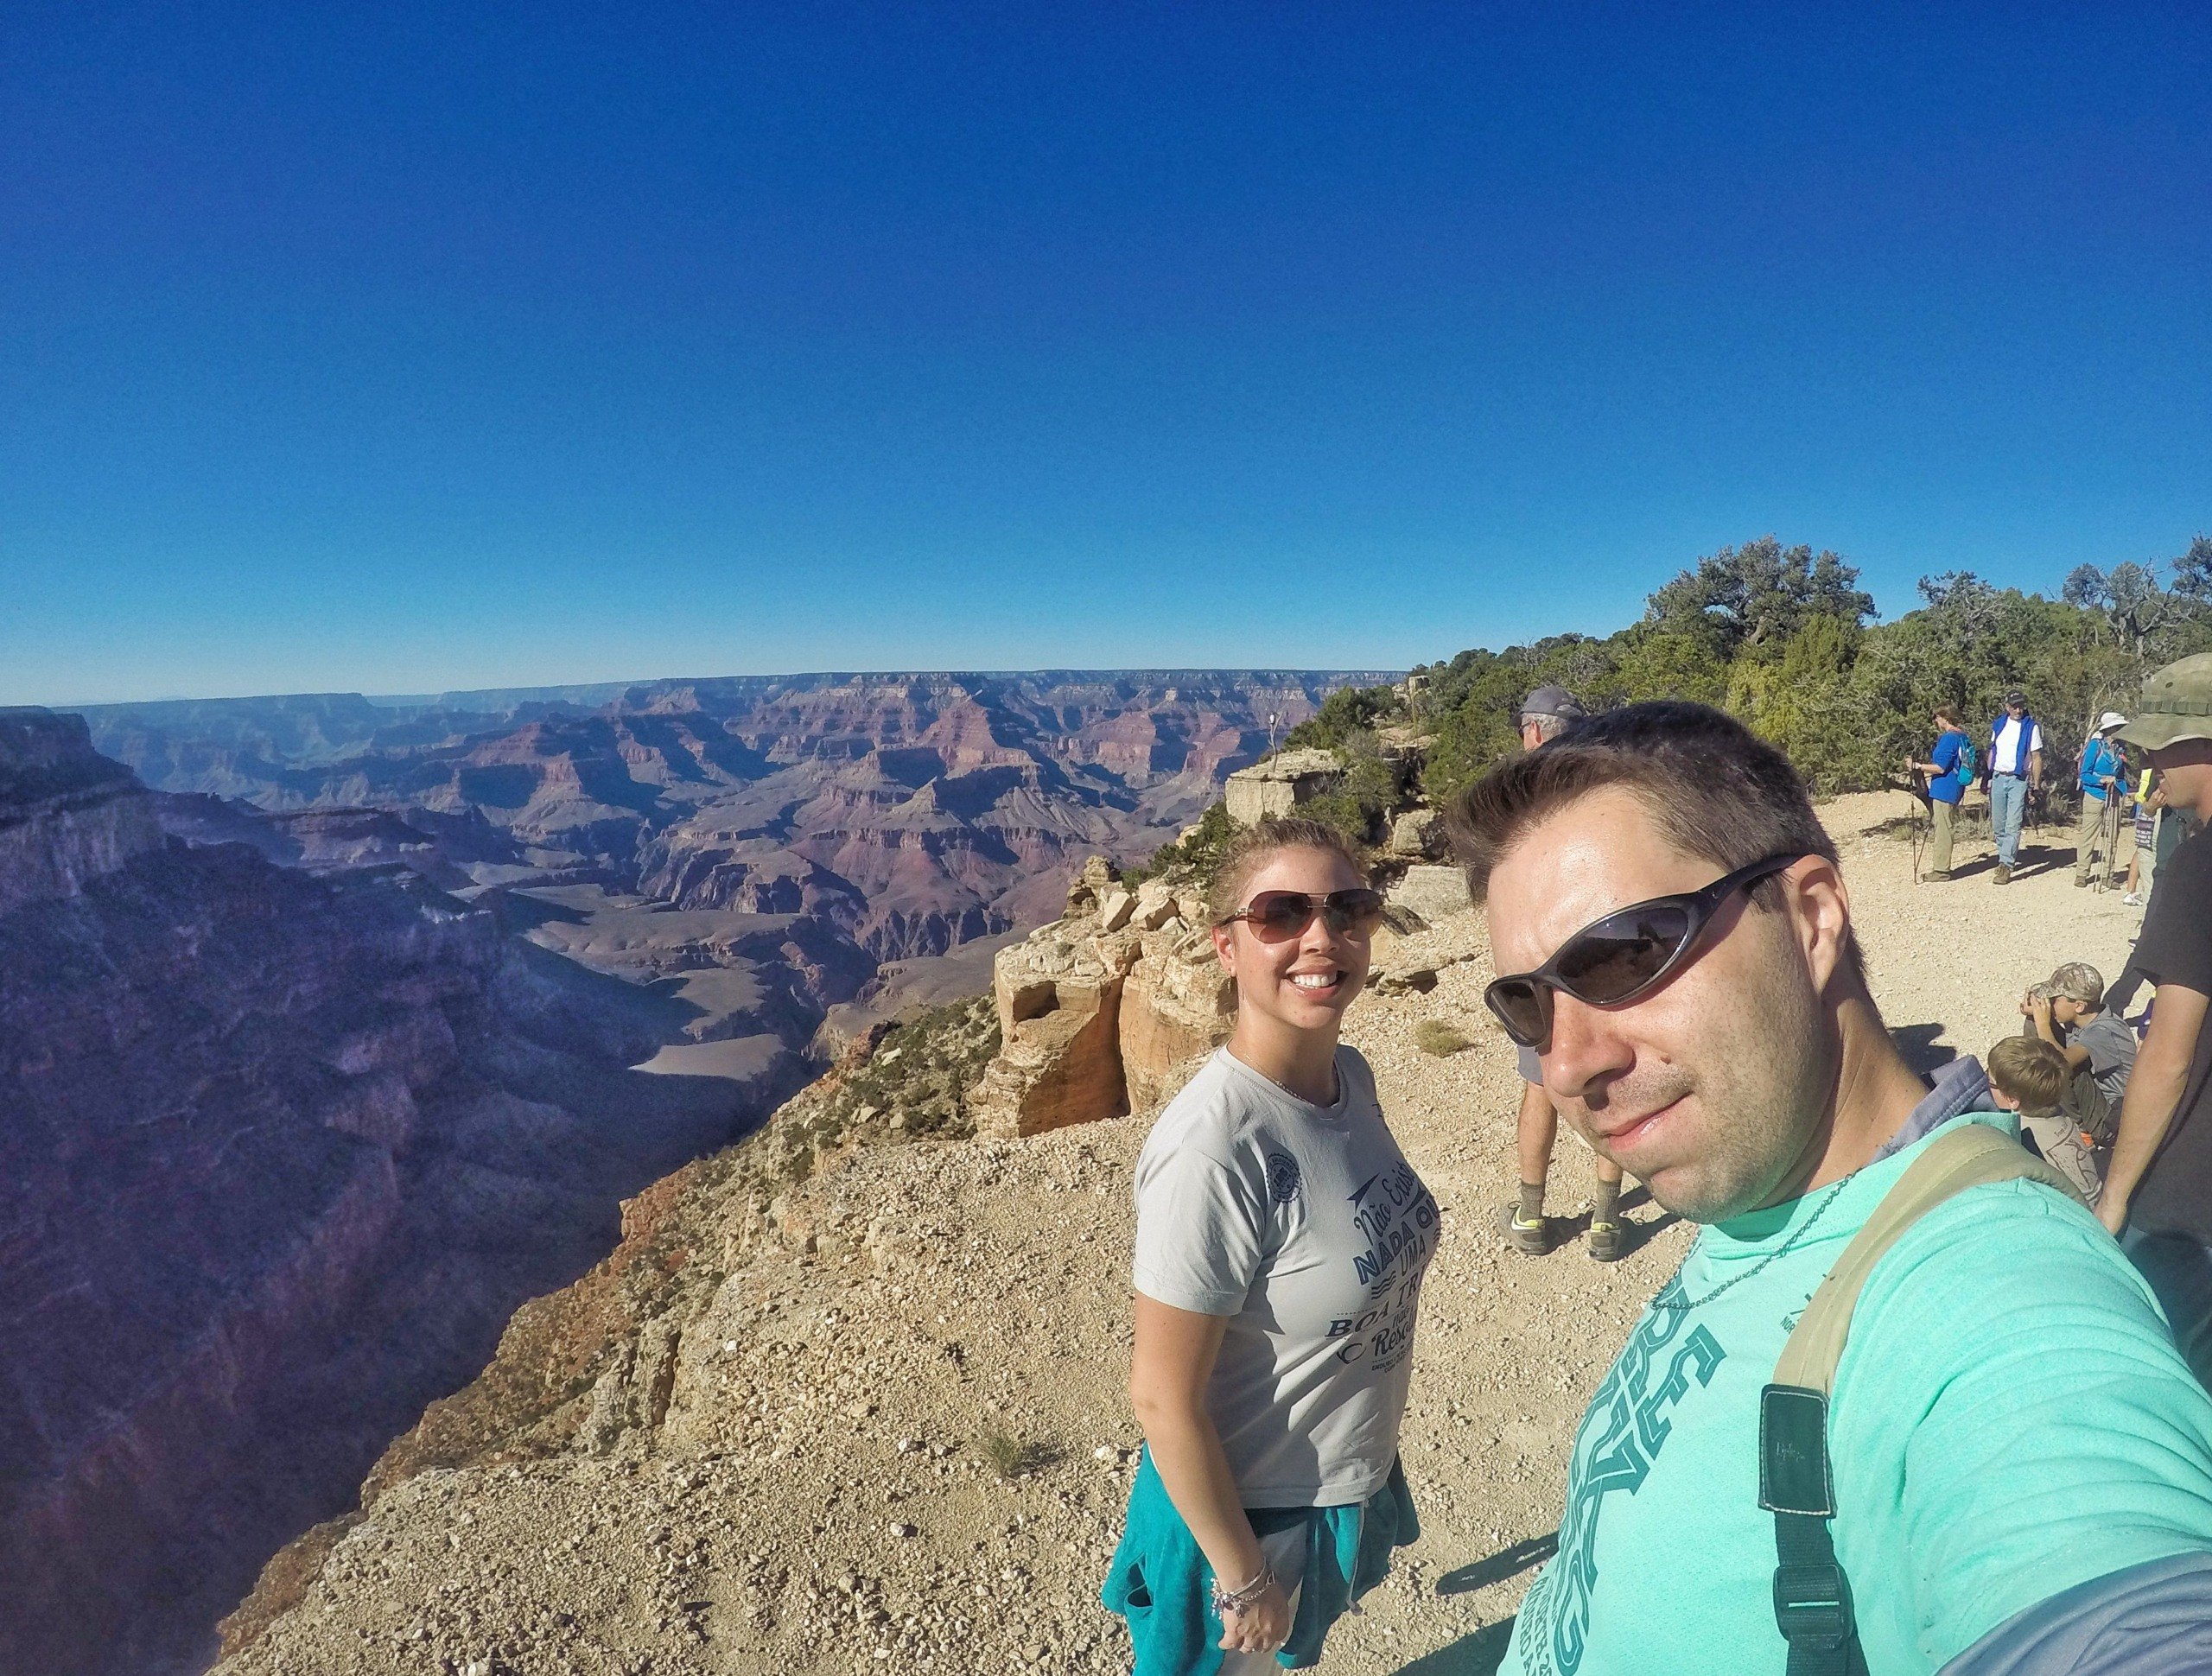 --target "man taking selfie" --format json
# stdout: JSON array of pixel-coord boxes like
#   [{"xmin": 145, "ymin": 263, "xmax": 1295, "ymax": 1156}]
[{"xmin": 1452, "ymin": 702, "xmax": 2212, "ymax": 1676}]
